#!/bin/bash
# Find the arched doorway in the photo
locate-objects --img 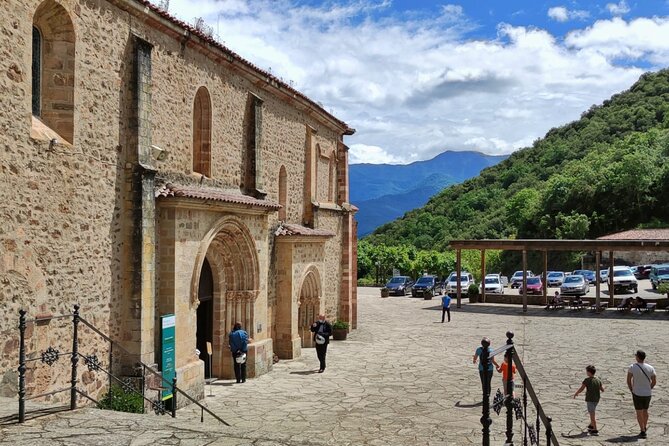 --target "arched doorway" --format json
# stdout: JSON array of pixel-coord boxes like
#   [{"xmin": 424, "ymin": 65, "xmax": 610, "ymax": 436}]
[
  {"xmin": 192, "ymin": 218, "xmax": 260, "ymax": 379},
  {"xmin": 298, "ymin": 268, "xmax": 321, "ymax": 348},
  {"xmin": 196, "ymin": 258, "xmax": 213, "ymax": 378}
]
